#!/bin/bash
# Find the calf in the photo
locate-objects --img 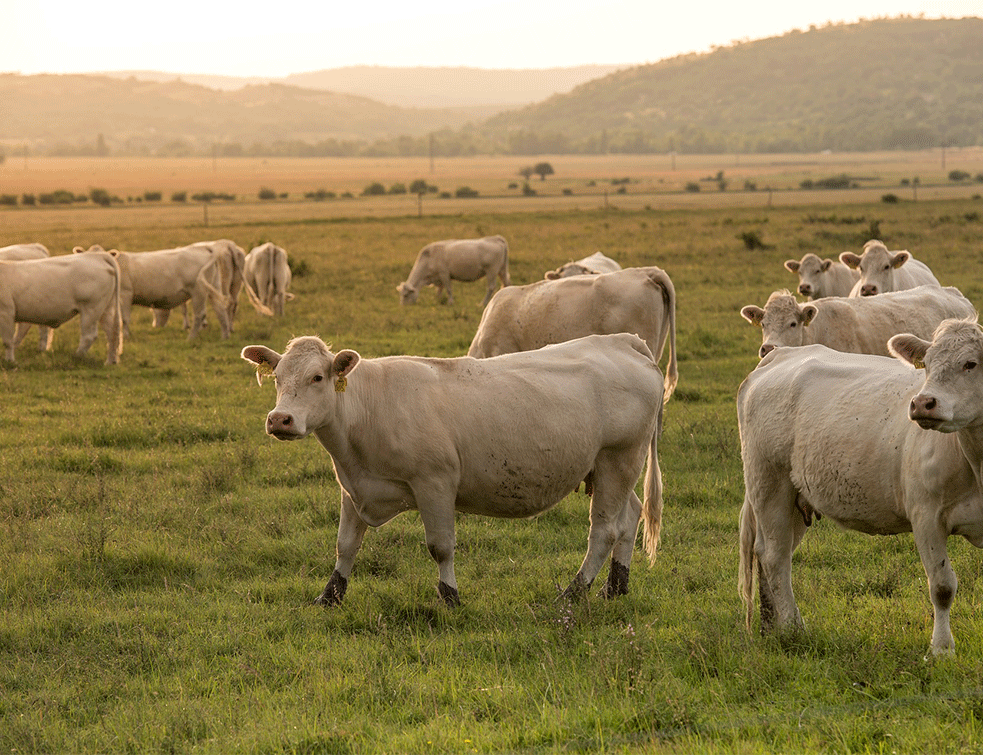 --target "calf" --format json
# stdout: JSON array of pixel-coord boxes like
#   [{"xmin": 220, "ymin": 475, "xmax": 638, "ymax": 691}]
[
  {"xmin": 738, "ymin": 318, "xmax": 983, "ymax": 654},
  {"xmin": 741, "ymin": 286, "xmax": 975, "ymax": 359},
  {"xmin": 242, "ymin": 333, "xmax": 664, "ymax": 607}
]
